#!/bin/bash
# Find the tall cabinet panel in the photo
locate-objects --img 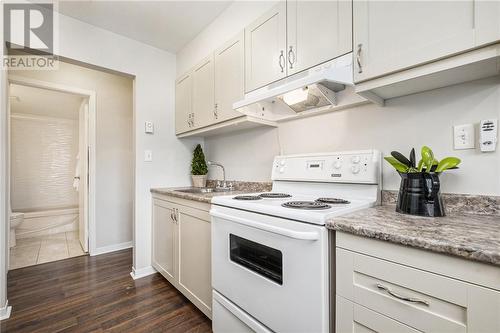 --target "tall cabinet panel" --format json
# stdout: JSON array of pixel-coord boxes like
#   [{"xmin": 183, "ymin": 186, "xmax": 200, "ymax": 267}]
[
  {"xmin": 214, "ymin": 31, "xmax": 245, "ymax": 122},
  {"xmin": 177, "ymin": 208, "xmax": 212, "ymax": 317},
  {"xmin": 353, "ymin": 0, "xmax": 476, "ymax": 82},
  {"xmin": 151, "ymin": 199, "xmax": 176, "ymax": 284},
  {"xmin": 245, "ymin": 1, "xmax": 287, "ymax": 92},
  {"xmin": 192, "ymin": 55, "xmax": 215, "ymax": 129},
  {"xmin": 175, "ymin": 72, "xmax": 192, "ymax": 134},
  {"xmin": 287, "ymin": 0, "xmax": 352, "ymax": 75}
]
